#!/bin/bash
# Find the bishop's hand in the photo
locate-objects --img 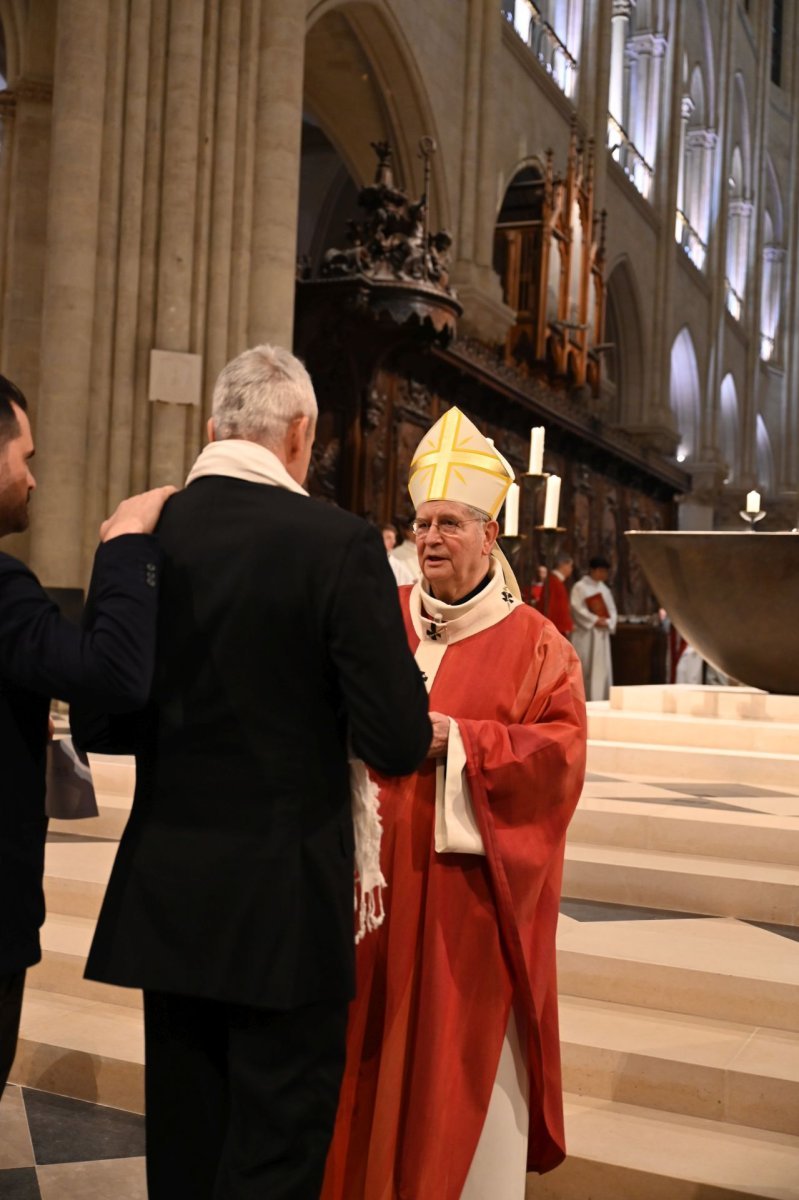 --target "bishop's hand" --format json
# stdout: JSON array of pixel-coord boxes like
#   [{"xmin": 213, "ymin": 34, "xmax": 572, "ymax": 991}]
[{"xmin": 427, "ymin": 711, "xmax": 451, "ymax": 758}]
